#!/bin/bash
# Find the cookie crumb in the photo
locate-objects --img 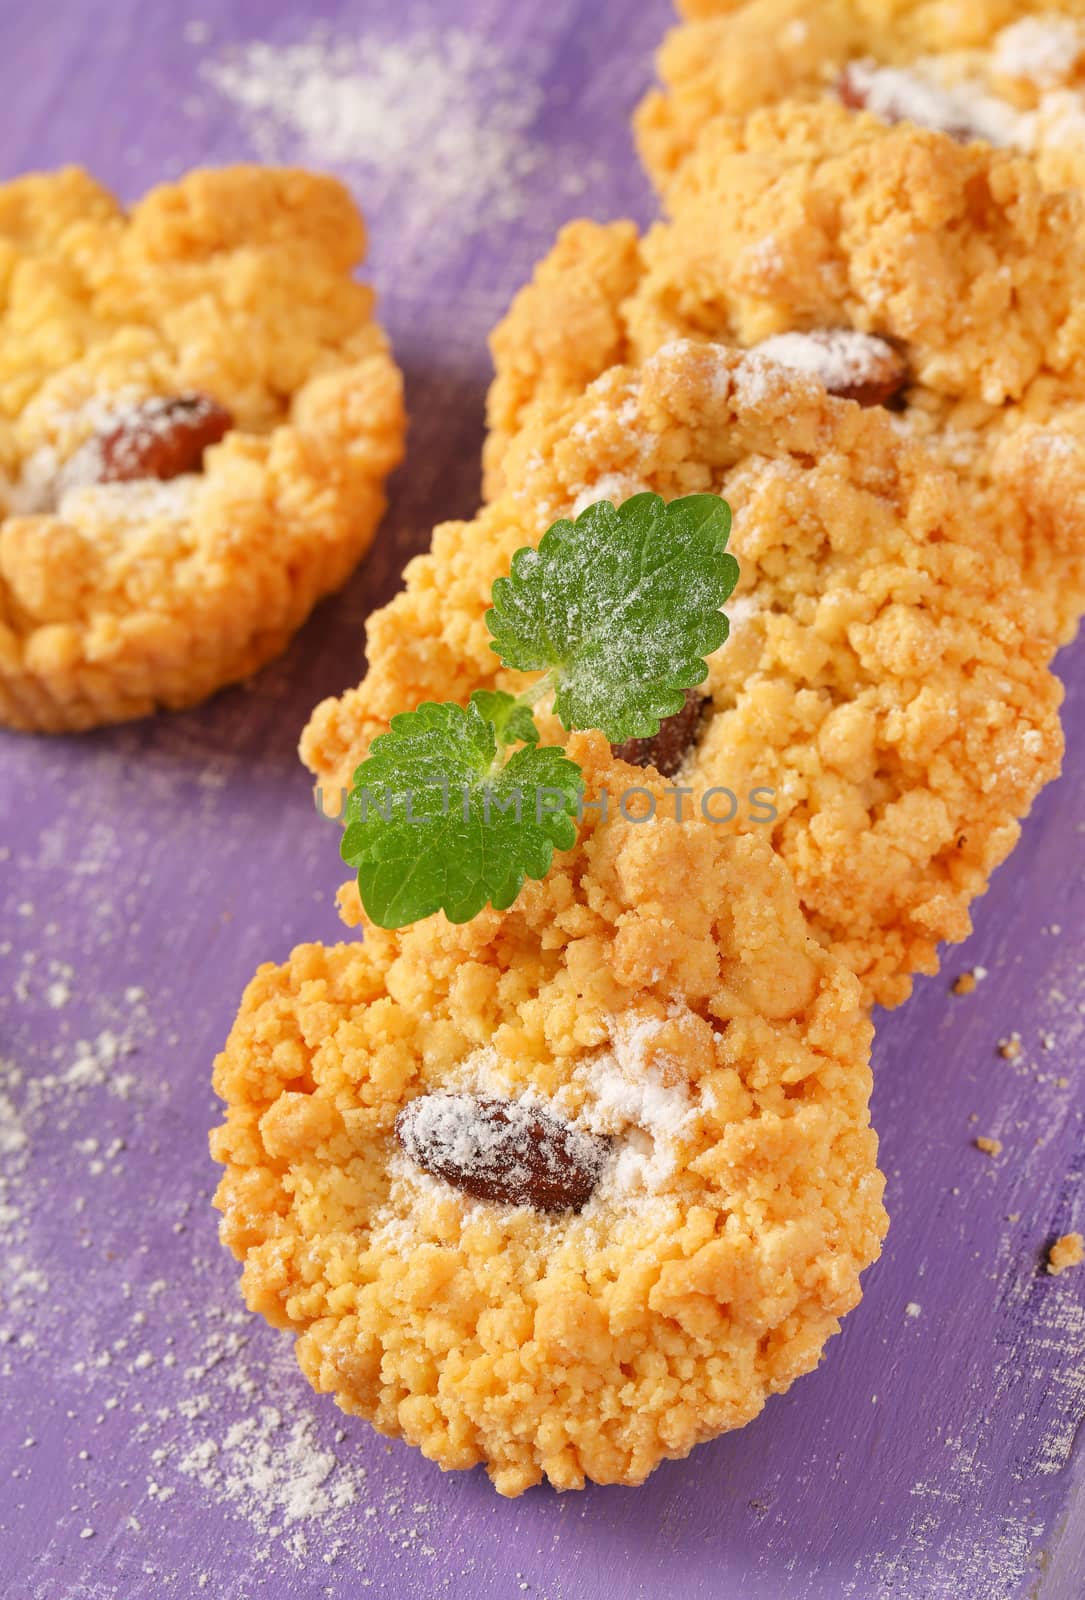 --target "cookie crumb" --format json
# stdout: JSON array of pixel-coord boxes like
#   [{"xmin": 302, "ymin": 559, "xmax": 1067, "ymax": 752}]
[
  {"xmin": 998, "ymin": 1033, "xmax": 1022, "ymax": 1060},
  {"xmin": 952, "ymin": 972, "xmax": 976, "ymax": 995},
  {"xmin": 974, "ymin": 1136, "xmax": 1002, "ymax": 1157},
  {"xmin": 905, "ymin": 1301, "xmax": 922, "ymax": 1318},
  {"xmin": 1047, "ymin": 1233, "xmax": 1084, "ymax": 1276}
]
